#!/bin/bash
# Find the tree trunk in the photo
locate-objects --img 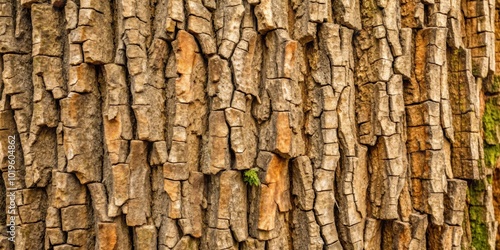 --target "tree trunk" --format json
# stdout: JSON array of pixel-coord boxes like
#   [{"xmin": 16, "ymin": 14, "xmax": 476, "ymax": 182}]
[{"xmin": 0, "ymin": 0, "xmax": 499, "ymax": 249}]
